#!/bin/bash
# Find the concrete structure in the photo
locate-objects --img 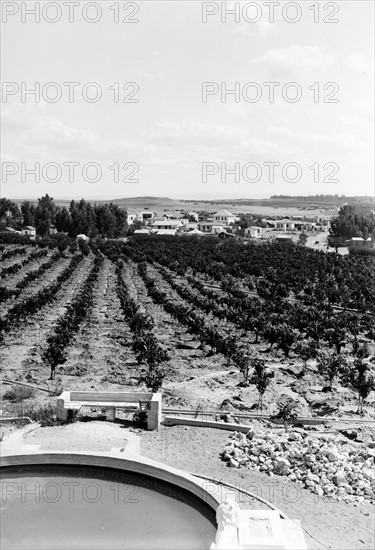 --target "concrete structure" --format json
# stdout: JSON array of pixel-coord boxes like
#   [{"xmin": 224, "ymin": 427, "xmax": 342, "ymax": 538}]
[
  {"xmin": 0, "ymin": 450, "xmax": 220, "ymax": 514},
  {"xmin": 1, "ymin": 451, "xmax": 306, "ymax": 550},
  {"xmin": 57, "ymin": 391, "xmax": 162, "ymax": 430},
  {"xmin": 211, "ymin": 494, "xmax": 306, "ymax": 549},
  {"xmin": 213, "ymin": 210, "xmax": 237, "ymax": 225}
]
